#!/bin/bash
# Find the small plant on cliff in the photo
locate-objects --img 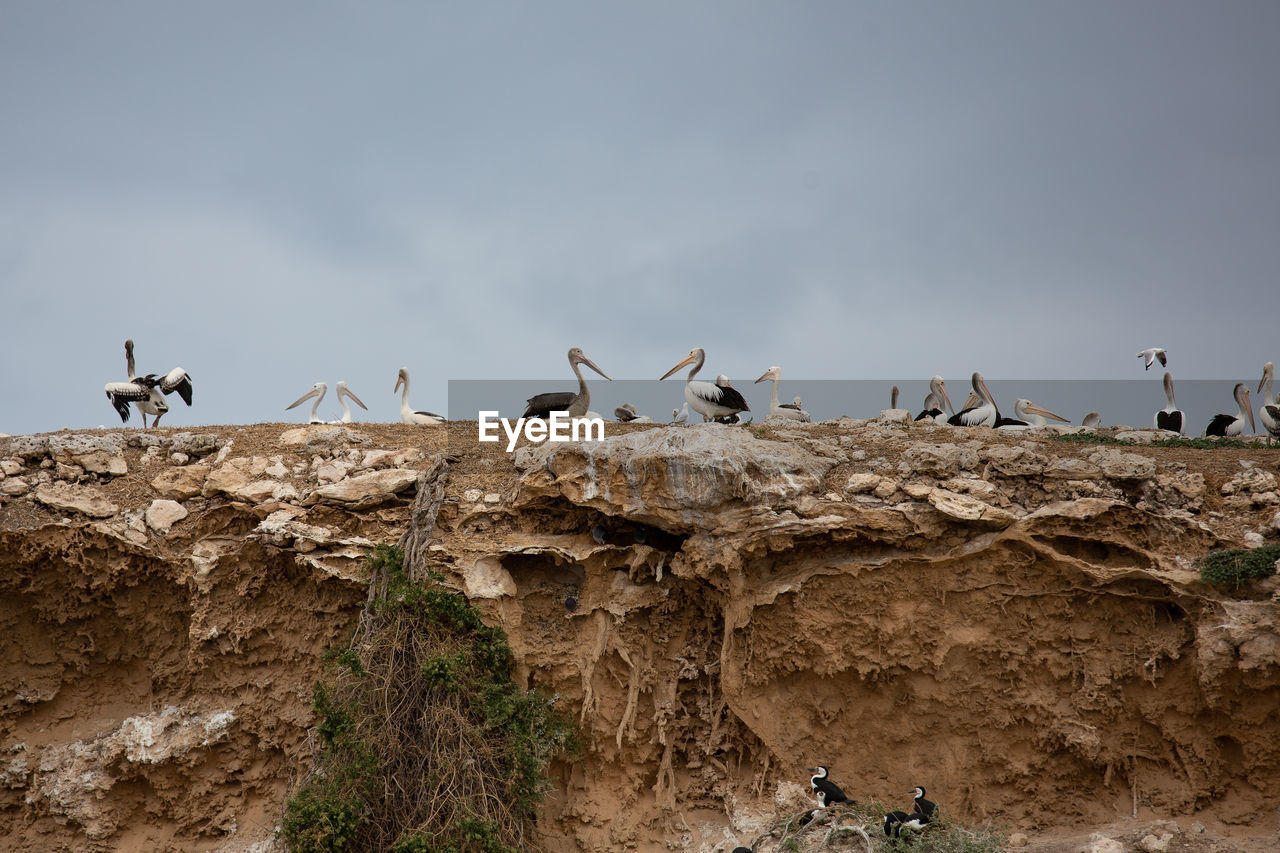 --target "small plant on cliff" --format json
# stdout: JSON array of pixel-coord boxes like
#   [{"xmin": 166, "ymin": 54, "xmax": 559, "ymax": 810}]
[
  {"xmin": 282, "ymin": 545, "xmax": 578, "ymax": 853},
  {"xmin": 1197, "ymin": 543, "xmax": 1280, "ymax": 589}
]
